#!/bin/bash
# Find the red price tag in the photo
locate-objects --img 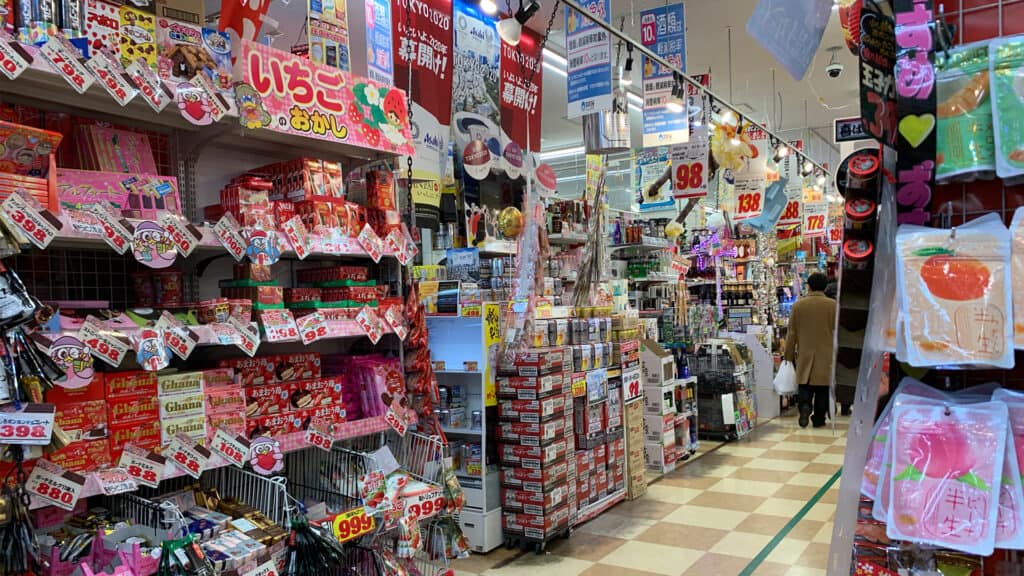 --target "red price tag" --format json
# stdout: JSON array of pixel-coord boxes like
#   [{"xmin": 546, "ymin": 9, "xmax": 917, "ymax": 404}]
[
  {"xmin": 1, "ymin": 193, "xmax": 60, "ymax": 249},
  {"xmin": 385, "ymin": 230, "xmax": 409, "ymax": 265},
  {"xmin": 403, "ymin": 489, "xmax": 446, "ymax": 522},
  {"xmin": 357, "ymin": 224, "xmax": 383, "ymax": 263},
  {"xmin": 732, "ymin": 169, "xmax": 765, "ymax": 221},
  {"xmin": 670, "ymin": 255, "xmax": 689, "ymax": 275},
  {"xmin": 211, "ymin": 427, "xmax": 250, "ymax": 468},
  {"xmin": 85, "ymin": 51, "xmax": 137, "ymax": 106},
  {"xmin": 243, "ymin": 561, "xmax": 278, "ymax": 576},
  {"xmin": 0, "ymin": 35, "xmax": 31, "ymax": 79},
  {"xmin": 382, "ymin": 306, "xmax": 407, "ymax": 341},
  {"xmin": 27, "ymin": 460, "xmax": 85, "ymax": 511},
  {"xmin": 214, "ymin": 213, "xmax": 246, "ymax": 261},
  {"xmin": 162, "ymin": 327, "xmax": 197, "ymax": 360},
  {"xmin": 159, "ymin": 213, "xmax": 201, "ymax": 257},
  {"xmin": 281, "ymin": 215, "xmax": 311, "ymax": 260},
  {"xmin": 803, "ymin": 201, "xmax": 828, "ymax": 238},
  {"xmin": 261, "ymin": 309, "xmax": 299, "ymax": 342},
  {"xmin": 39, "ymin": 36, "xmax": 93, "ymax": 93},
  {"xmin": 330, "ymin": 507, "xmax": 375, "ymax": 542},
  {"xmin": 227, "ymin": 316, "xmax": 260, "ymax": 357},
  {"xmin": 166, "ymin": 434, "xmax": 210, "ymax": 479},
  {"xmin": 622, "ymin": 367, "xmax": 642, "ymax": 403},
  {"xmin": 190, "ymin": 72, "xmax": 228, "ymax": 121},
  {"xmin": 297, "ymin": 312, "xmax": 328, "ymax": 345},
  {"xmin": 356, "ymin": 307, "xmax": 384, "ymax": 344},
  {"xmin": 671, "ymin": 146, "xmax": 709, "ymax": 200},
  {"xmin": 304, "ymin": 424, "xmax": 334, "ymax": 451},
  {"xmin": 0, "ymin": 404, "xmax": 55, "ymax": 445},
  {"xmin": 125, "ymin": 60, "xmax": 170, "ymax": 112},
  {"xmin": 77, "ymin": 317, "xmax": 128, "ymax": 367},
  {"xmin": 118, "ymin": 444, "xmax": 165, "ymax": 488},
  {"xmin": 89, "ymin": 203, "xmax": 131, "ymax": 254},
  {"xmin": 829, "ymin": 217, "xmax": 843, "ymax": 244},
  {"xmin": 778, "ymin": 199, "xmax": 802, "ymax": 226}
]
